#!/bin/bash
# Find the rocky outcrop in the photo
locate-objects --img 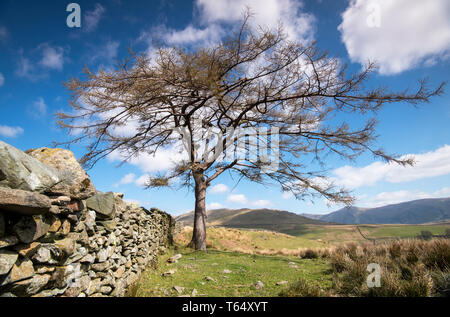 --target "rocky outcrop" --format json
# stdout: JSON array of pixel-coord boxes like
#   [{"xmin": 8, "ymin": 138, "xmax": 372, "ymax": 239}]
[
  {"xmin": 0, "ymin": 141, "xmax": 60, "ymax": 193},
  {"xmin": 0, "ymin": 142, "xmax": 174, "ymax": 297},
  {"xmin": 26, "ymin": 148, "xmax": 96, "ymax": 200}
]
